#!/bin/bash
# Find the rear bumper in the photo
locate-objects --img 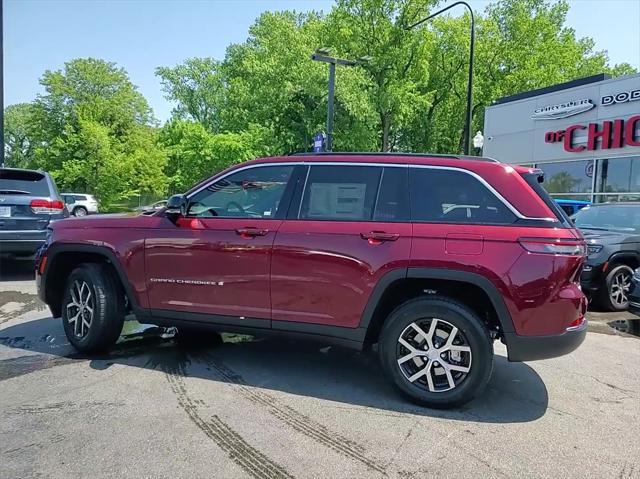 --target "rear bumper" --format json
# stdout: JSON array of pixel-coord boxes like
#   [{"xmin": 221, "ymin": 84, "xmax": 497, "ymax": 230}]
[
  {"xmin": 0, "ymin": 230, "xmax": 47, "ymax": 254},
  {"xmin": 504, "ymin": 320, "xmax": 588, "ymax": 362}
]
